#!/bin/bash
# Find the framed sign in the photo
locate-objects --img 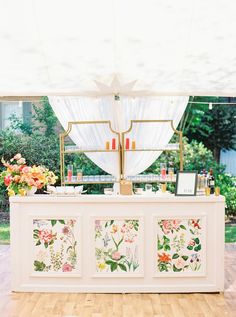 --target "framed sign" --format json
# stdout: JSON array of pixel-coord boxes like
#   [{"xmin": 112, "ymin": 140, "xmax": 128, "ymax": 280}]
[{"xmin": 175, "ymin": 171, "xmax": 197, "ymax": 196}]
